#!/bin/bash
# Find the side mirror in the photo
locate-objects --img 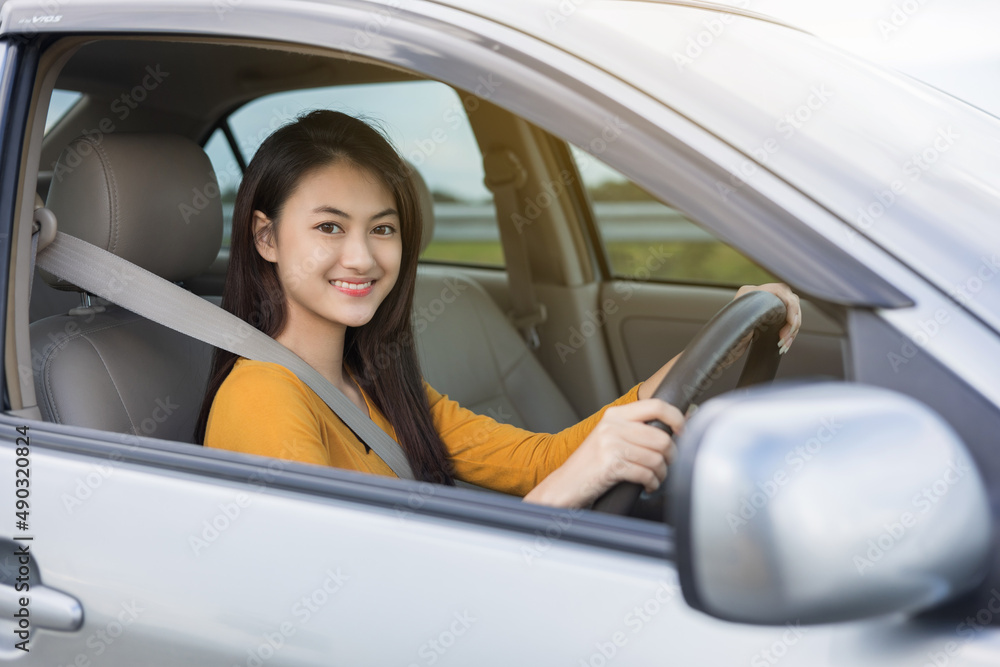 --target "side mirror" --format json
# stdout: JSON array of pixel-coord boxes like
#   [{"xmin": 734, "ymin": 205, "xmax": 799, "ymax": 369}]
[{"xmin": 670, "ymin": 382, "xmax": 992, "ymax": 625}]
